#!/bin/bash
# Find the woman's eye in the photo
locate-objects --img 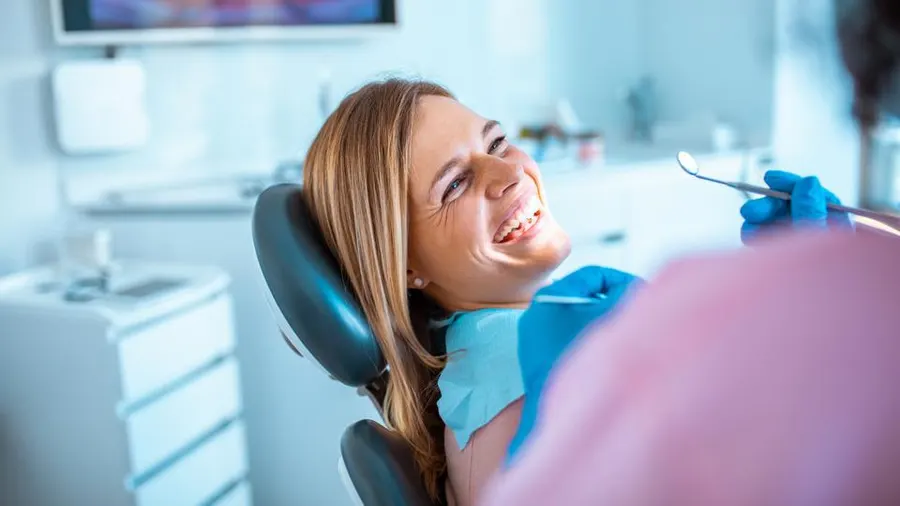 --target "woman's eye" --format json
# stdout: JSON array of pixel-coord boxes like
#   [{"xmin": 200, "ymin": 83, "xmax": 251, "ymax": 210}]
[
  {"xmin": 442, "ymin": 175, "xmax": 468, "ymax": 203},
  {"xmin": 489, "ymin": 135, "xmax": 508, "ymax": 155}
]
